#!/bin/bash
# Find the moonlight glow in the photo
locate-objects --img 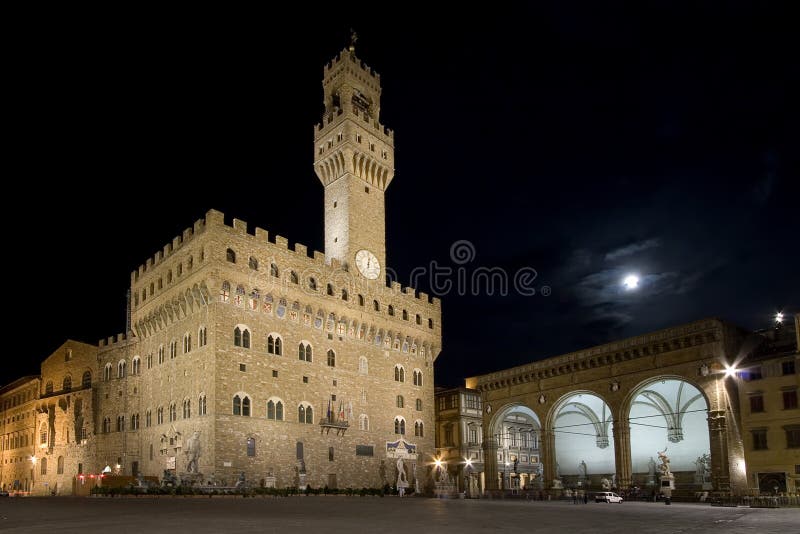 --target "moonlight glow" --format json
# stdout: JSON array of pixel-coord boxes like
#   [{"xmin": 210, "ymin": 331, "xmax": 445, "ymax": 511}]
[{"xmin": 623, "ymin": 274, "xmax": 640, "ymax": 290}]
